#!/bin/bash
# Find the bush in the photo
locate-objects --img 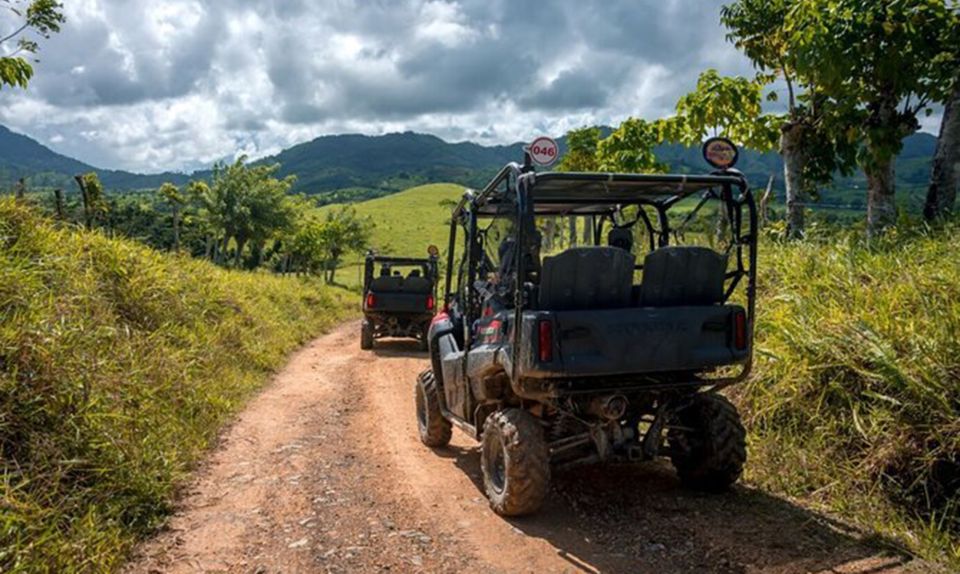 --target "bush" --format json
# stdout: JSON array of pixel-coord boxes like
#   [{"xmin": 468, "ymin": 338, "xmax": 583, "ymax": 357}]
[
  {"xmin": 742, "ymin": 226, "xmax": 960, "ymax": 564},
  {"xmin": 0, "ymin": 199, "xmax": 351, "ymax": 572}
]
